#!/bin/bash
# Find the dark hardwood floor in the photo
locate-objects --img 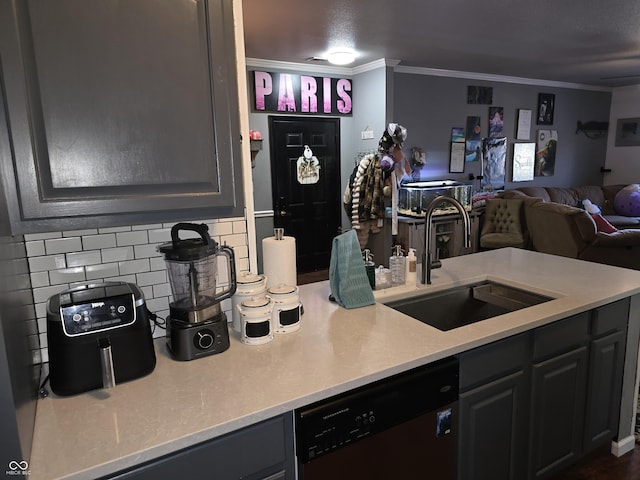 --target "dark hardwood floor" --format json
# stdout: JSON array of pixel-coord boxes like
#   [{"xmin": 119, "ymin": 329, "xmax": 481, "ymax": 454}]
[{"xmin": 552, "ymin": 443, "xmax": 640, "ymax": 479}]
